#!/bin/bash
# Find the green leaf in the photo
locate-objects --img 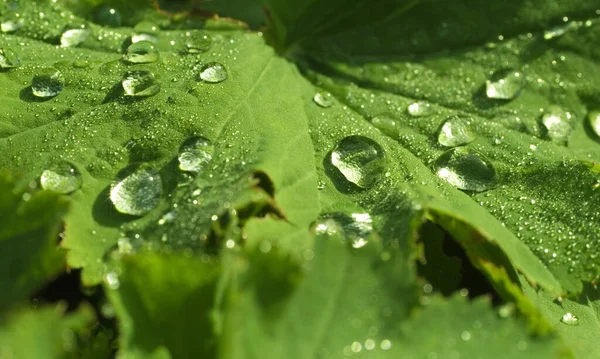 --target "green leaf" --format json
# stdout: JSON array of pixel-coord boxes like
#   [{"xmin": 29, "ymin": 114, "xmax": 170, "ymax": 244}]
[
  {"xmin": 0, "ymin": 304, "xmax": 96, "ymax": 359},
  {"xmin": 0, "ymin": 174, "xmax": 68, "ymax": 313}
]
